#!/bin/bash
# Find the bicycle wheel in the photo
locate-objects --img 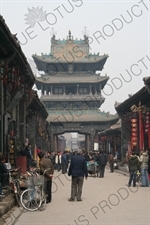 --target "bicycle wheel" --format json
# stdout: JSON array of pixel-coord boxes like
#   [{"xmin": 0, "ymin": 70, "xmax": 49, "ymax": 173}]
[
  {"xmin": 36, "ymin": 187, "xmax": 46, "ymax": 211},
  {"xmin": 14, "ymin": 180, "xmax": 22, "ymax": 207},
  {"xmin": 38, "ymin": 193, "xmax": 46, "ymax": 211},
  {"xmin": 20, "ymin": 188, "xmax": 42, "ymax": 211}
]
